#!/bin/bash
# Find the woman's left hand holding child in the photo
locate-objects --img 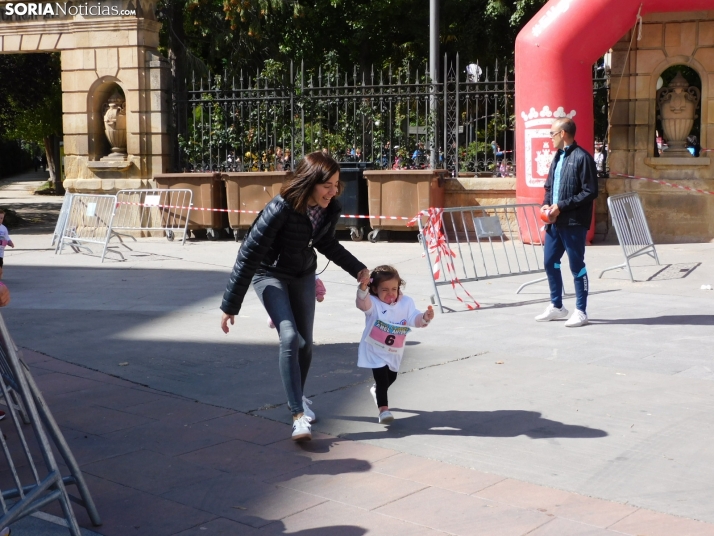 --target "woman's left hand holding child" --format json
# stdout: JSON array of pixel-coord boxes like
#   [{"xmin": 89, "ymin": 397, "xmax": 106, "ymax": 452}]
[{"xmin": 358, "ymin": 269, "xmax": 370, "ymax": 291}]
